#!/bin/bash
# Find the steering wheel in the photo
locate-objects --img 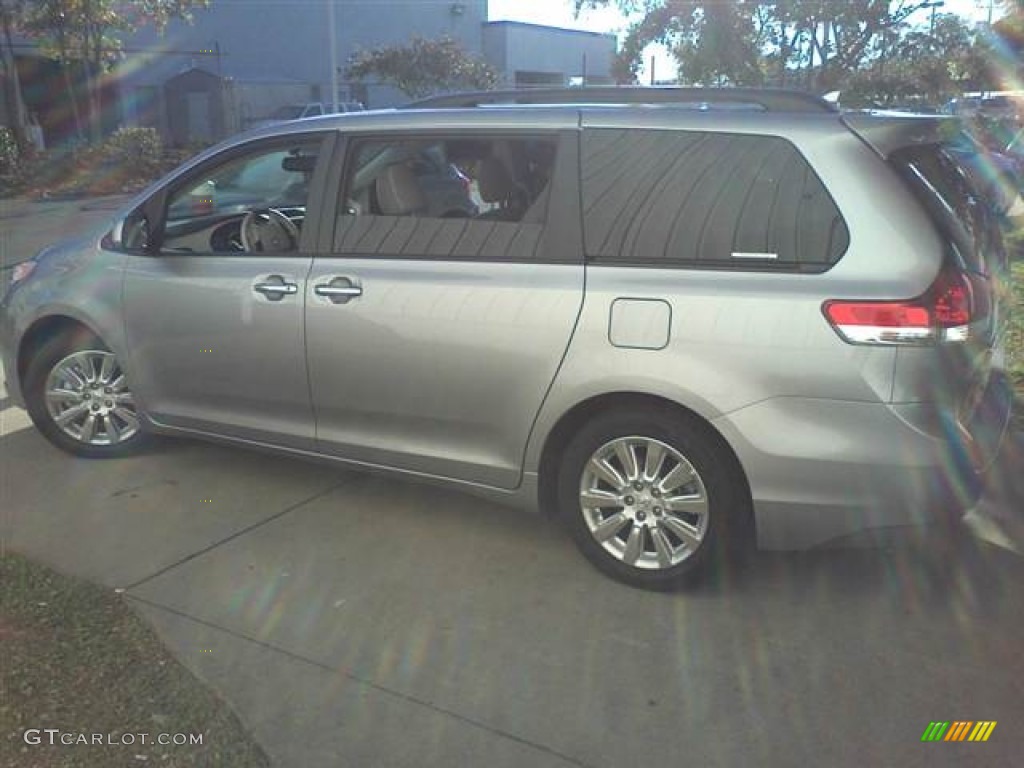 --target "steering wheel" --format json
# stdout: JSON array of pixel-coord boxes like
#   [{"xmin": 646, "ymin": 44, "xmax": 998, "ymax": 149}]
[{"xmin": 240, "ymin": 208, "xmax": 300, "ymax": 252}]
